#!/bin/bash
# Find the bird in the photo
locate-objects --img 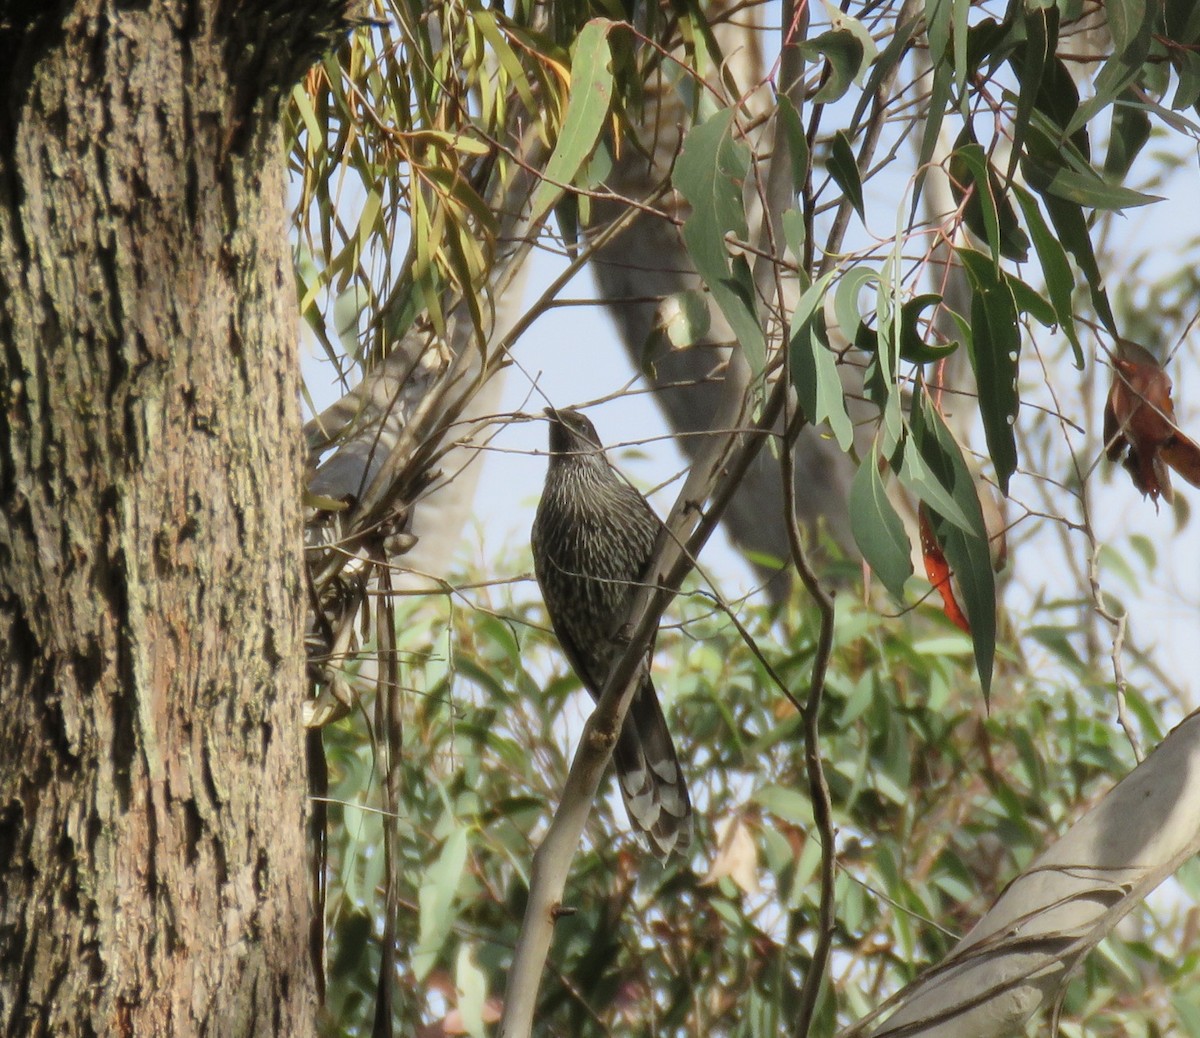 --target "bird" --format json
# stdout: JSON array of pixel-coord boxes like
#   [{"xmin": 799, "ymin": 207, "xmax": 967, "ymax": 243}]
[{"xmin": 531, "ymin": 406, "xmax": 692, "ymax": 859}]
